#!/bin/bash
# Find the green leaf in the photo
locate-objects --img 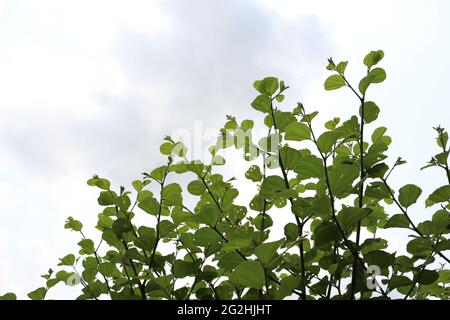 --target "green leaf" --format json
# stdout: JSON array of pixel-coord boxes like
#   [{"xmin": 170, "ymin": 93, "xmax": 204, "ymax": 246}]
[
  {"xmin": 436, "ymin": 152, "xmax": 449, "ymax": 165},
  {"xmin": 162, "ymin": 183, "xmax": 182, "ymax": 206},
  {"xmin": 218, "ymin": 252, "xmax": 245, "ymax": 271},
  {"xmin": 251, "ymin": 95, "xmax": 271, "ymax": 113},
  {"xmin": 417, "ymin": 269, "xmax": 439, "ymax": 285},
  {"xmin": 328, "ymin": 164, "xmax": 359, "ymax": 198},
  {"xmin": 245, "ymin": 165, "xmax": 262, "ymax": 182},
  {"xmin": 82, "ymin": 257, "xmax": 98, "ymax": 269},
  {"xmin": 273, "ymin": 111, "xmax": 296, "ymax": 132},
  {"xmin": 436, "ymin": 238, "xmax": 450, "ymax": 252},
  {"xmin": 97, "ymin": 191, "xmax": 116, "ymax": 206},
  {"xmin": 426, "ymin": 185, "xmax": 450, "ymax": 207},
  {"xmin": 0, "ymin": 293, "xmax": 17, "ymax": 300},
  {"xmin": 137, "ymin": 189, "xmax": 153, "ymax": 202},
  {"xmin": 87, "ymin": 177, "xmax": 111, "ymax": 190},
  {"xmin": 275, "ymin": 275, "xmax": 300, "ymax": 300},
  {"xmin": 364, "ymin": 250, "xmax": 395, "ymax": 269},
  {"xmin": 241, "ymin": 119, "xmax": 254, "ymax": 131},
  {"xmin": 223, "ymin": 189, "xmax": 239, "ymax": 210},
  {"xmin": 159, "ymin": 142, "xmax": 173, "ymax": 155},
  {"xmin": 336, "ymin": 61, "xmax": 348, "ymax": 74},
  {"xmin": 431, "ymin": 210, "xmax": 450, "ymax": 235},
  {"xmin": 301, "ymin": 111, "xmax": 319, "ymax": 123},
  {"xmin": 398, "ymin": 184, "xmax": 422, "ymax": 208},
  {"xmin": 369, "ymin": 68, "xmax": 387, "ymax": 83},
  {"xmin": 28, "ymin": 287, "xmax": 46, "ymax": 300},
  {"xmin": 255, "ymin": 240, "xmax": 283, "ymax": 266},
  {"xmin": 438, "ymin": 269, "xmax": 450, "ymax": 283},
  {"xmin": 285, "ymin": 122, "xmax": 311, "ymax": 141},
  {"xmin": 253, "ymin": 77, "xmax": 279, "ymax": 96},
  {"xmin": 112, "ymin": 218, "xmax": 132, "ymax": 237},
  {"xmin": 371, "ymin": 127, "xmax": 391, "ymax": 145},
  {"xmin": 150, "ymin": 166, "xmax": 168, "ymax": 182},
  {"xmin": 407, "ymin": 237, "xmax": 432, "ymax": 258},
  {"xmin": 98, "ymin": 262, "xmax": 121, "ymax": 278},
  {"xmin": 294, "ymin": 155, "xmax": 324, "ymax": 179},
  {"xmin": 363, "ymin": 50, "xmax": 384, "ymax": 68},
  {"xmin": 196, "ymin": 204, "xmax": 219, "ymax": 226},
  {"xmin": 365, "ymin": 181, "xmax": 391, "ymax": 200},
  {"xmin": 313, "ymin": 221, "xmax": 341, "ymax": 246},
  {"xmin": 324, "ymin": 74, "xmax": 345, "ymax": 90},
  {"xmin": 55, "ymin": 270, "xmax": 73, "ymax": 282},
  {"xmin": 132, "ymin": 180, "xmax": 143, "ymax": 192},
  {"xmin": 159, "ymin": 220, "xmax": 176, "ymax": 237},
  {"xmin": 78, "ymin": 239, "xmax": 95, "ymax": 255},
  {"xmin": 384, "ymin": 214, "xmax": 410, "ymax": 229},
  {"xmin": 437, "ymin": 131, "xmax": 449, "ymax": 148},
  {"xmin": 222, "ymin": 238, "xmax": 252, "ymax": 252},
  {"xmin": 388, "ymin": 275, "xmax": 412, "ymax": 290},
  {"xmin": 58, "ymin": 254, "xmax": 75, "ymax": 266},
  {"xmin": 359, "ymin": 68, "xmax": 386, "ymax": 94},
  {"xmin": 317, "ymin": 131, "xmax": 338, "ymax": 153},
  {"xmin": 324, "ymin": 117, "xmax": 340, "ymax": 130},
  {"xmin": 367, "ymin": 163, "xmax": 389, "ymax": 179},
  {"xmin": 326, "ymin": 57, "xmax": 336, "ymax": 70},
  {"xmin": 64, "ymin": 216, "xmax": 83, "ymax": 232},
  {"xmin": 284, "ymin": 223, "xmax": 299, "ymax": 241},
  {"xmin": 173, "ymin": 259, "xmax": 201, "ymax": 278},
  {"xmin": 194, "ymin": 227, "xmax": 222, "ymax": 247},
  {"xmin": 134, "ymin": 226, "xmax": 156, "ymax": 251},
  {"xmin": 360, "ymin": 238, "xmax": 388, "ymax": 255},
  {"xmin": 260, "ymin": 176, "xmax": 286, "ymax": 199},
  {"xmin": 279, "ymin": 146, "xmax": 302, "ymax": 171},
  {"xmin": 275, "ymin": 275, "xmax": 299, "ymax": 300},
  {"xmin": 394, "ymin": 255, "xmax": 414, "ymax": 273},
  {"xmin": 229, "ymin": 261, "xmax": 266, "ymax": 289},
  {"xmin": 360, "ymin": 101, "xmax": 380, "ymax": 123},
  {"xmin": 338, "ymin": 207, "xmax": 372, "ymax": 230},
  {"xmin": 97, "ymin": 213, "xmax": 113, "ymax": 229},
  {"xmin": 138, "ymin": 196, "xmax": 160, "ymax": 215},
  {"xmin": 187, "ymin": 180, "xmax": 206, "ymax": 196},
  {"xmin": 254, "ymin": 214, "xmax": 273, "ymax": 231}
]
